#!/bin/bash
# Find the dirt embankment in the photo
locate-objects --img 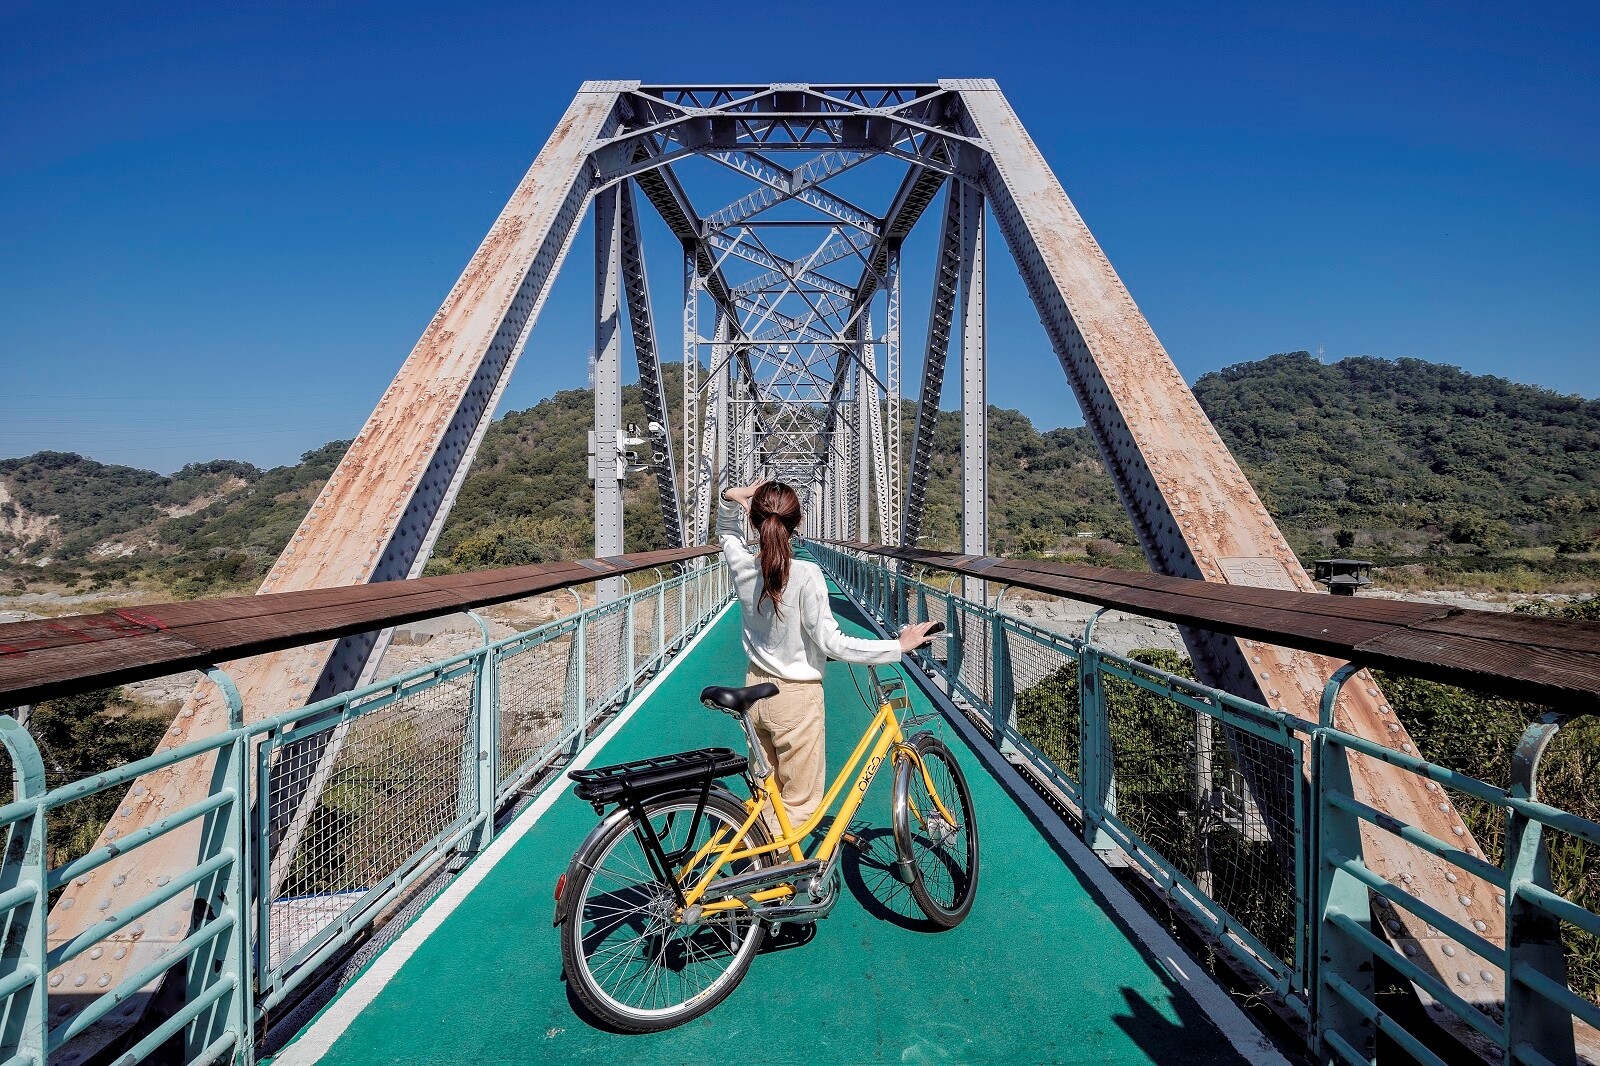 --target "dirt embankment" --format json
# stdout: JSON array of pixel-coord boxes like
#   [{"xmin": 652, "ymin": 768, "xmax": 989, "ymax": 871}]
[{"xmin": 0, "ymin": 481, "xmax": 56, "ymax": 545}]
